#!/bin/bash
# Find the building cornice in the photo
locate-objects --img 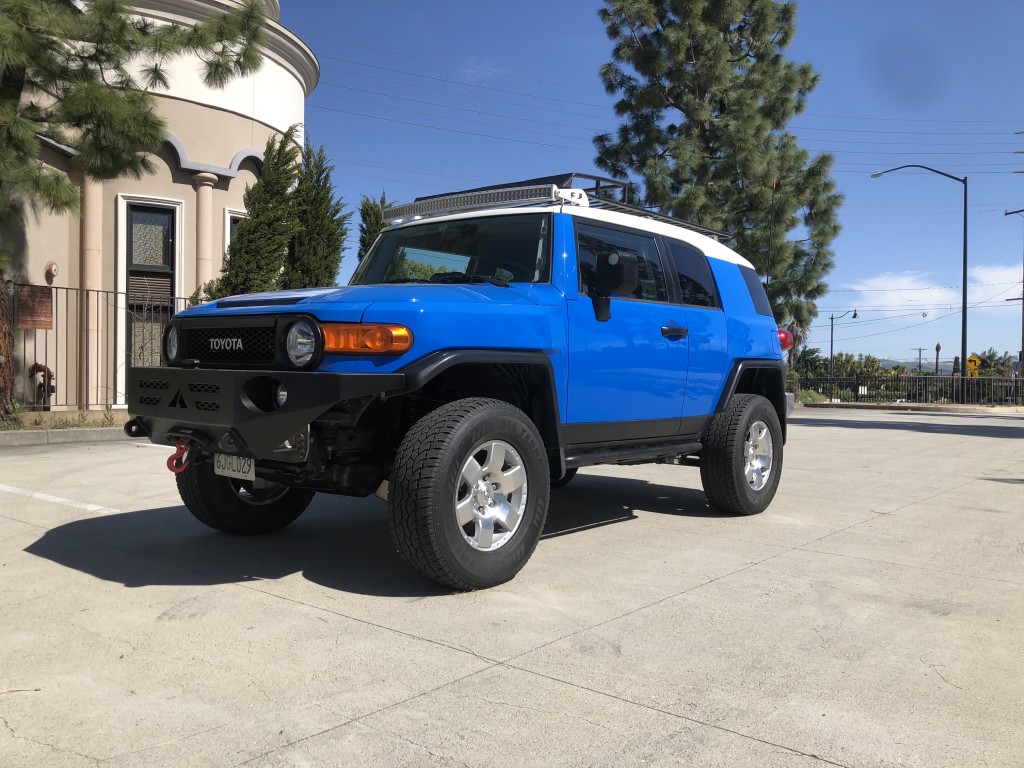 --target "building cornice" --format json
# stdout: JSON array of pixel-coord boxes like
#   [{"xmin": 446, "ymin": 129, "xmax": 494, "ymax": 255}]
[{"xmin": 127, "ymin": 0, "xmax": 319, "ymax": 96}]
